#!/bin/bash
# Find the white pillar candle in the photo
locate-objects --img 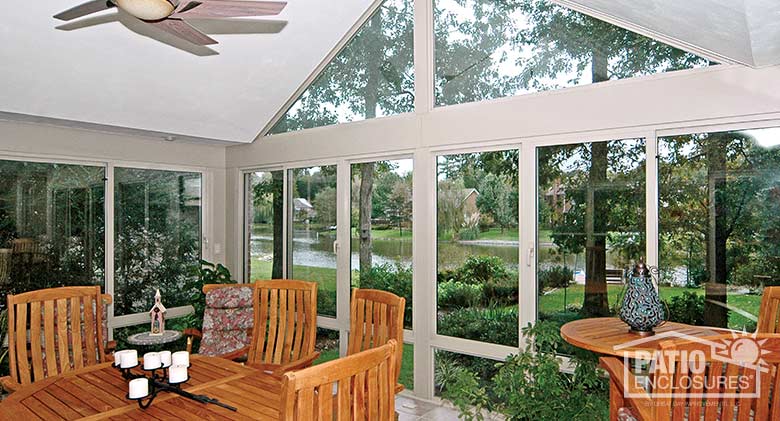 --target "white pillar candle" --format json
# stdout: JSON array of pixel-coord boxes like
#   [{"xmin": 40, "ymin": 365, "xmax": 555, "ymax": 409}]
[
  {"xmin": 159, "ymin": 350, "xmax": 172, "ymax": 368},
  {"xmin": 172, "ymin": 351, "xmax": 189, "ymax": 367},
  {"xmin": 168, "ymin": 364, "xmax": 188, "ymax": 384},
  {"xmin": 128, "ymin": 378, "xmax": 149, "ymax": 399},
  {"xmin": 113, "ymin": 350, "xmax": 126, "ymax": 366},
  {"xmin": 120, "ymin": 349, "xmax": 138, "ymax": 368},
  {"xmin": 143, "ymin": 352, "xmax": 162, "ymax": 370}
]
